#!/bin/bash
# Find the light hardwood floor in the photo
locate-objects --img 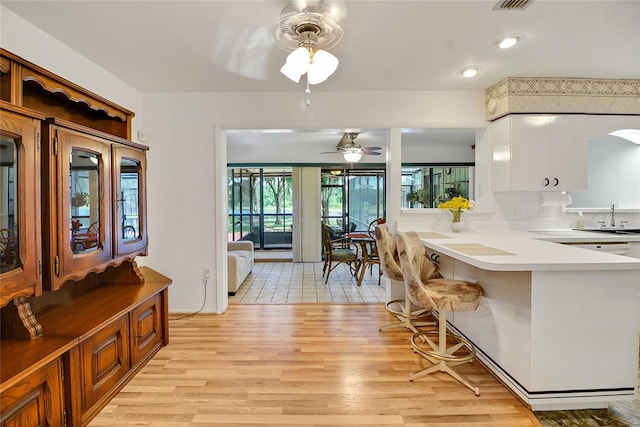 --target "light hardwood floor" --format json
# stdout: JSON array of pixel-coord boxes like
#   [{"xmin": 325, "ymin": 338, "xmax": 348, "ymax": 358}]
[{"xmin": 89, "ymin": 304, "xmax": 541, "ymax": 427}]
